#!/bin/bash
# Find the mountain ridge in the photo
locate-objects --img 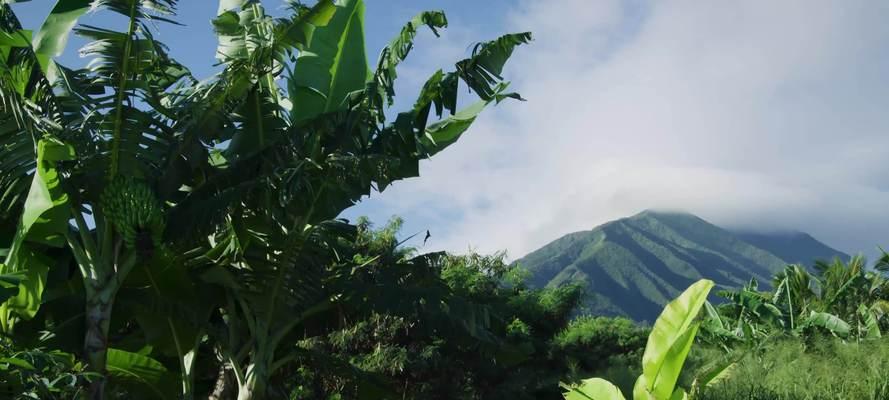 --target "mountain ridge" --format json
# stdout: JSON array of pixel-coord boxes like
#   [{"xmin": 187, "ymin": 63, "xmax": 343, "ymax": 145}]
[{"xmin": 516, "ymin": 210, "xmax": 849, "ymax": 322}]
